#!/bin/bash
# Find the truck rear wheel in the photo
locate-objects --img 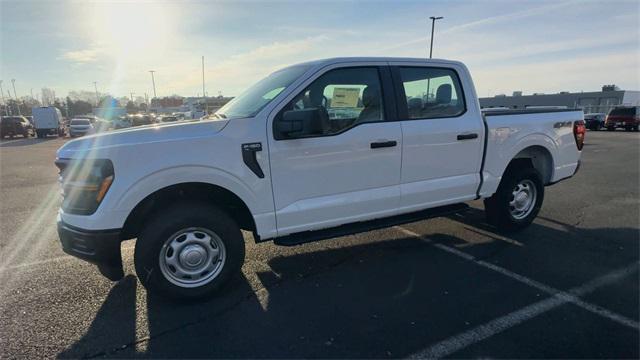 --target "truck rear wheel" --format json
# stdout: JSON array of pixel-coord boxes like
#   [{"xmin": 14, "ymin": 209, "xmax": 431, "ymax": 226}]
[
  {"xmin": 134, "ymin": 202, "xmax": 245, "ymax": 299},
  {"xmin": 484, "ymin": 166, "xmax": 544, "ymax": 232}
]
